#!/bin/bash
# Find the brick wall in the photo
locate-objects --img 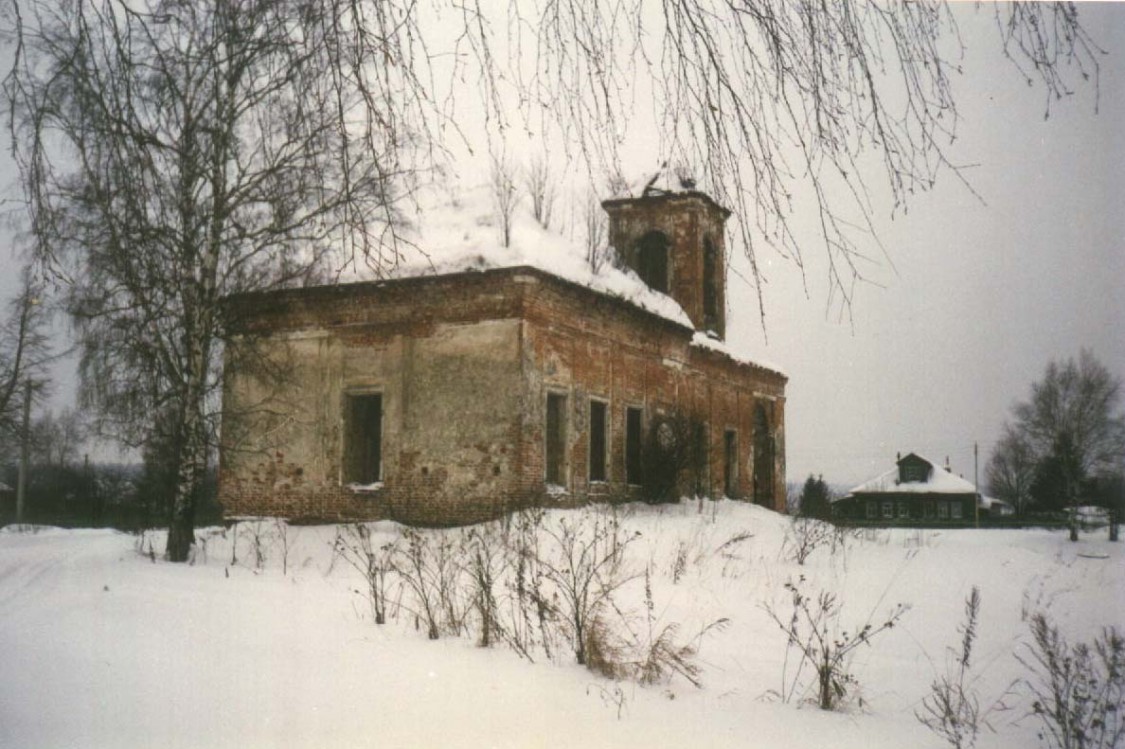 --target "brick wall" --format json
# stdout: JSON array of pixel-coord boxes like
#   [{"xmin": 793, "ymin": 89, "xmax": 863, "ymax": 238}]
[{"xmin": 219, "ymin": 266, "xmax": 788, "ymax": 524}]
